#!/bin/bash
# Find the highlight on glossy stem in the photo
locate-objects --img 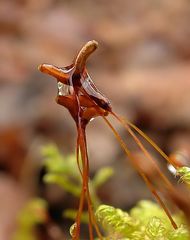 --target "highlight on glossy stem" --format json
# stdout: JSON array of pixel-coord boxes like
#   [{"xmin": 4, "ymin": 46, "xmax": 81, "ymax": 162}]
[{"xmin": 38, "ymin": 40, "xmax": 190, "ymax": 239}]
